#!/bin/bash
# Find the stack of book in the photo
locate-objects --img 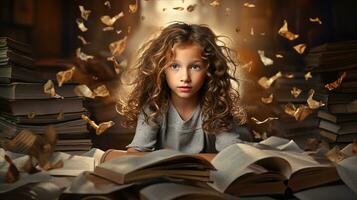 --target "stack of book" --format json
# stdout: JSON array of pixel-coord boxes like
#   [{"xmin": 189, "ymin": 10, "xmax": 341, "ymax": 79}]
[
  {"xmin": 305, "ymin": 40, "xmax": 357, "ymax": 147},
  {"xmin": 0, "ymin": 37, "xmax": 92, "ymax": 153},
  {"xmin": 268, "ymin": 71, "xmax": 325, "ymax": 145}
]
